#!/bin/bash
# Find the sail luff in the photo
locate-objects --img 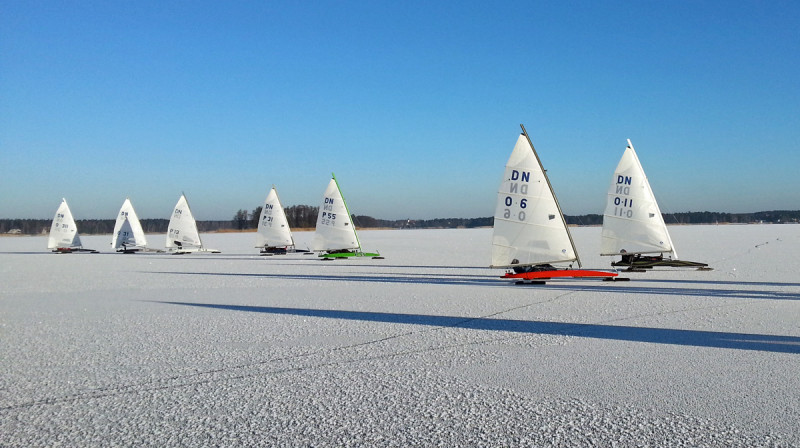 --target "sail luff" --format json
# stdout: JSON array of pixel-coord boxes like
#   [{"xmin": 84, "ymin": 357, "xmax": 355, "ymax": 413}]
[
  {"xmin": 332, "ymin": 172, "xmax": 362, "ymax": 252},
  {"xmin": 271, "ymin": 185, "xmax": 295, "ymax": 247},
  {"xmin": 182, "ymin": 192, "xmax": 204, "ymax": 249},
  {"xmin": 626, "ymin": 140, "xmax": 678, "ymax": 259},
  {"xmin": 520, "ymin": 124, "xmax": 581, "ymax": 268}
]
